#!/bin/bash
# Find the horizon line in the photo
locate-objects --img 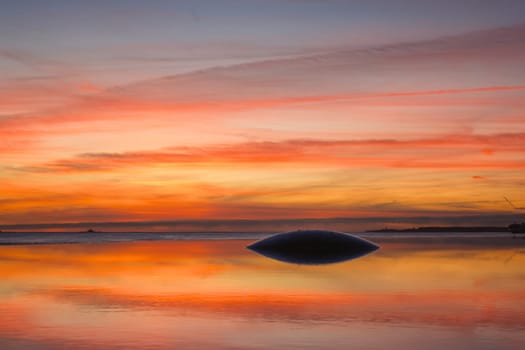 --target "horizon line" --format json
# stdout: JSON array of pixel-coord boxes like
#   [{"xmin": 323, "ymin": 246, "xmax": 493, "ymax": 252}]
[{"xmin": 1, "ymin": 213, "xmax": 523, "ymax": 231}]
